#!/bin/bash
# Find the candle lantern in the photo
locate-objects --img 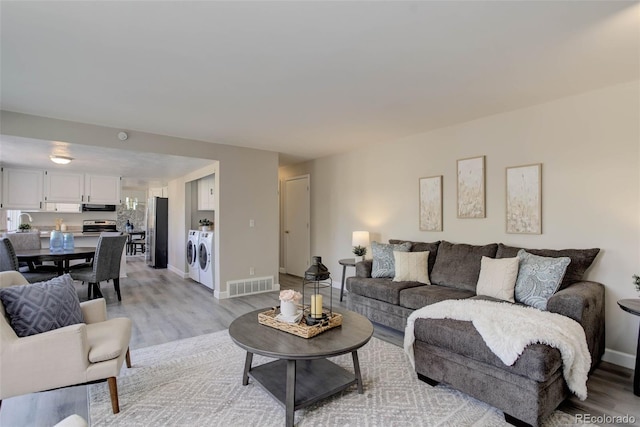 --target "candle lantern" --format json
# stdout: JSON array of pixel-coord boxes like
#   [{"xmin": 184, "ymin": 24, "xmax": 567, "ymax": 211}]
[{"xmin": 302, "ymin": 256, "xmax": 333, "ymax": 326}]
